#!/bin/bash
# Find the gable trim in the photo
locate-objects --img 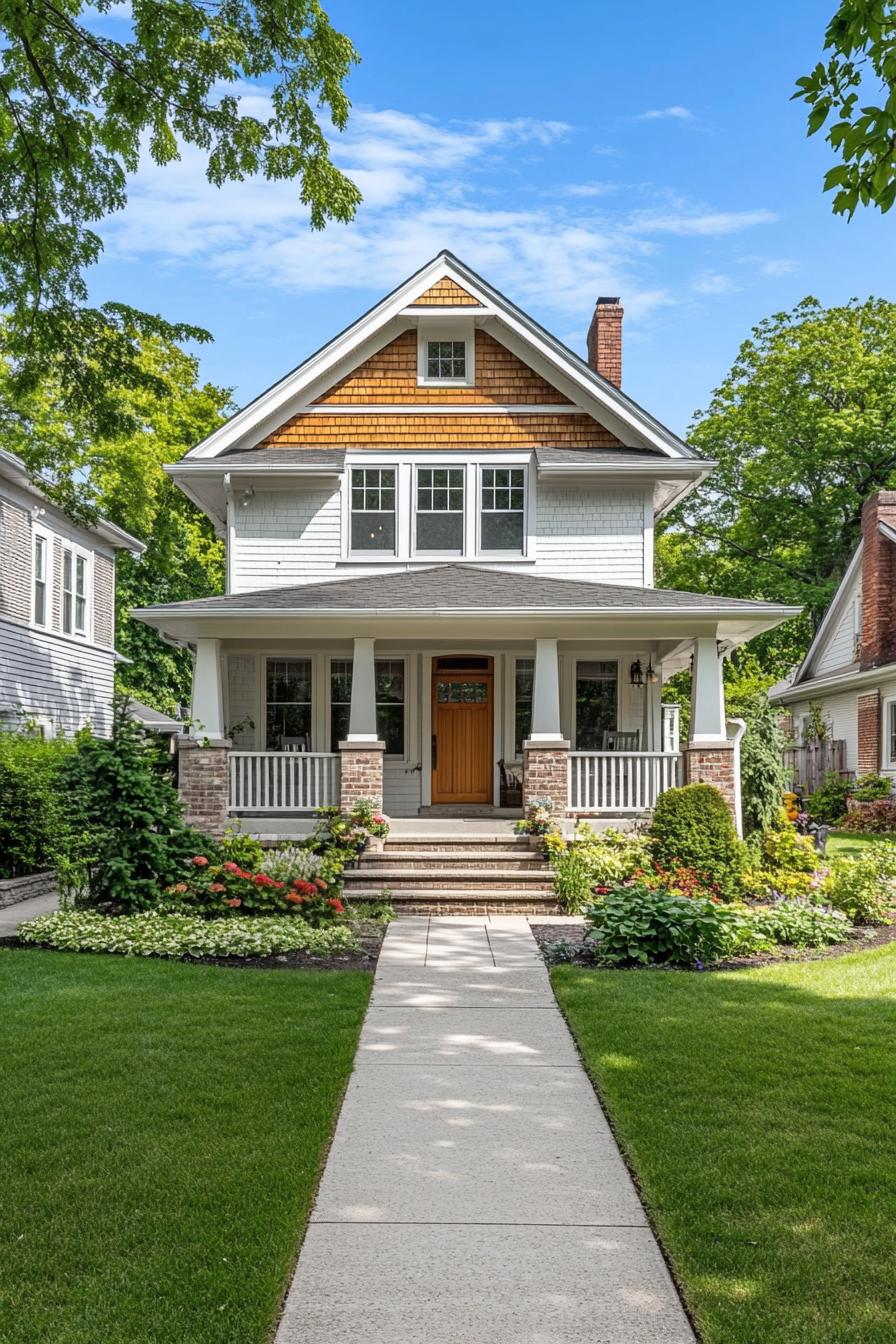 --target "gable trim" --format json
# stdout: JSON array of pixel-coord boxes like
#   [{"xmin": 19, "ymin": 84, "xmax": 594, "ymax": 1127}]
[{"xmin": 183, "ymin": 252, "xmax": 700, "ymax": 463}]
